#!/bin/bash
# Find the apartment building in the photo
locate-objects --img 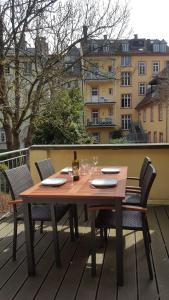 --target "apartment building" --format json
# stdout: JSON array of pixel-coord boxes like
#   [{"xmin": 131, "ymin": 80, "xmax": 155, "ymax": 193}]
[
  {"xmin": 136, "ymin": 68, "xmax": 169, "ymax": 143},
  {"xmin": 81, "ymin": 28, "xmax": 169, "ymax": 143}
]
